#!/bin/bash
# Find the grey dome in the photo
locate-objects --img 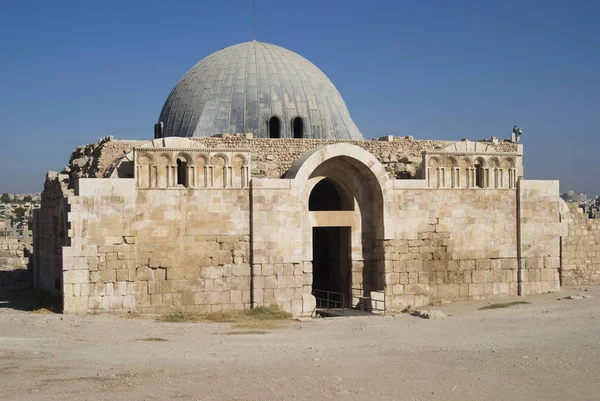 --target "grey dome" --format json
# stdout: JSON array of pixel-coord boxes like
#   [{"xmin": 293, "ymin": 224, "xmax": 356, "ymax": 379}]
[{"xmin": 158, "ymin": 41, "xmax": 363, "ymax": 140}]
